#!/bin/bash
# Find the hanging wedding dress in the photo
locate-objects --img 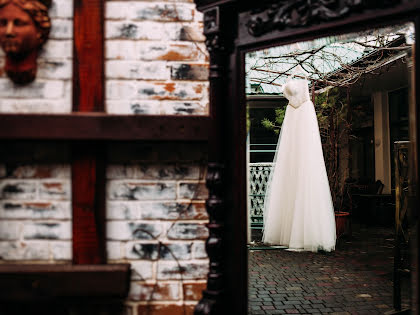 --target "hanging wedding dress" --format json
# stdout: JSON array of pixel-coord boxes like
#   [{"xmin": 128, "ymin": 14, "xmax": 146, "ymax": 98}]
[{"xmin": 262, "ymin": 78, "xmax": 336, "ymax": 252}]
